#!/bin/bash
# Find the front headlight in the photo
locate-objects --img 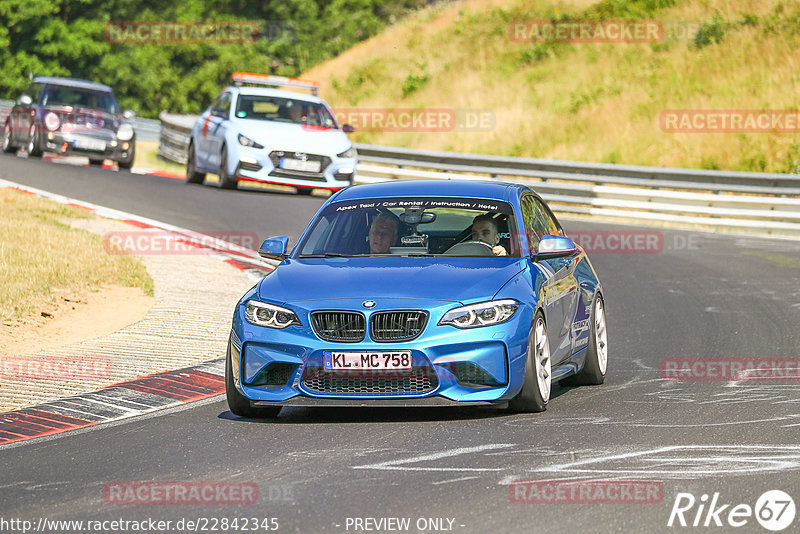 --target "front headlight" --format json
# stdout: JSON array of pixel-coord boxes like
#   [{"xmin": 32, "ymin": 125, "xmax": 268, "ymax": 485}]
[
  {"xmin": 337, "ymin": 146, "xmax": 357, "ymax": 159},
  {"xmin": 238, "ymin": 134, "xmax": 264, "ymax": 149},
  {"xmin": 44, "ymin": 112, "xmax": 60, "ymax": 131},
  {"xmin": 439, "ymin": 299, "xmax": 519, "ymax": 329},
  {"xmin": 244, "ymin": 300, "xmax": 301, "ymax": 329},
  {"xmin": 116, "ymin": 123, "xmax": 134, "ymax": 141}
]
